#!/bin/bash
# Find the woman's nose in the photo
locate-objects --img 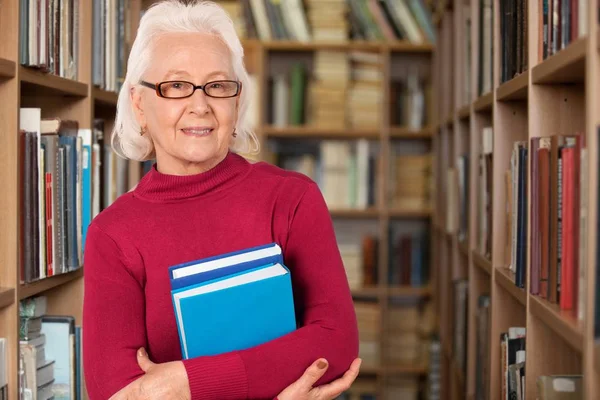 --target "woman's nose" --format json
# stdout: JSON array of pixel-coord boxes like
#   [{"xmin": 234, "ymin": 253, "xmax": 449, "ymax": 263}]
[{"xmin": 188, "ymin": 88, "xmax": 211, "ymax": 114}]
